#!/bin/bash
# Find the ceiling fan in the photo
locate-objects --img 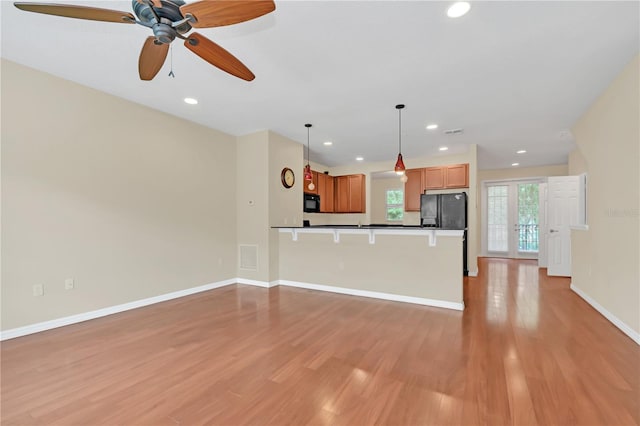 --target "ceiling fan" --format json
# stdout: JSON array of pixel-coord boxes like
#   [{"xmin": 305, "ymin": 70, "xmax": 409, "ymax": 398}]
[{"xmin": 13, "ymin": 0, "xmax": 276, "ymax": 81}]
